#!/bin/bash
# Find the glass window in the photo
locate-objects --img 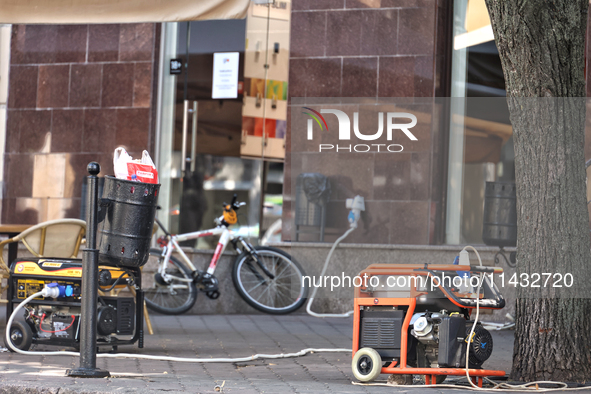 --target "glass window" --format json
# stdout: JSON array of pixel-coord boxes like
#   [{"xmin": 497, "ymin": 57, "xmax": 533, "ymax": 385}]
[{"xmin": 446, "ymin": 0, "xmax": 514, "ymax": 245}]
